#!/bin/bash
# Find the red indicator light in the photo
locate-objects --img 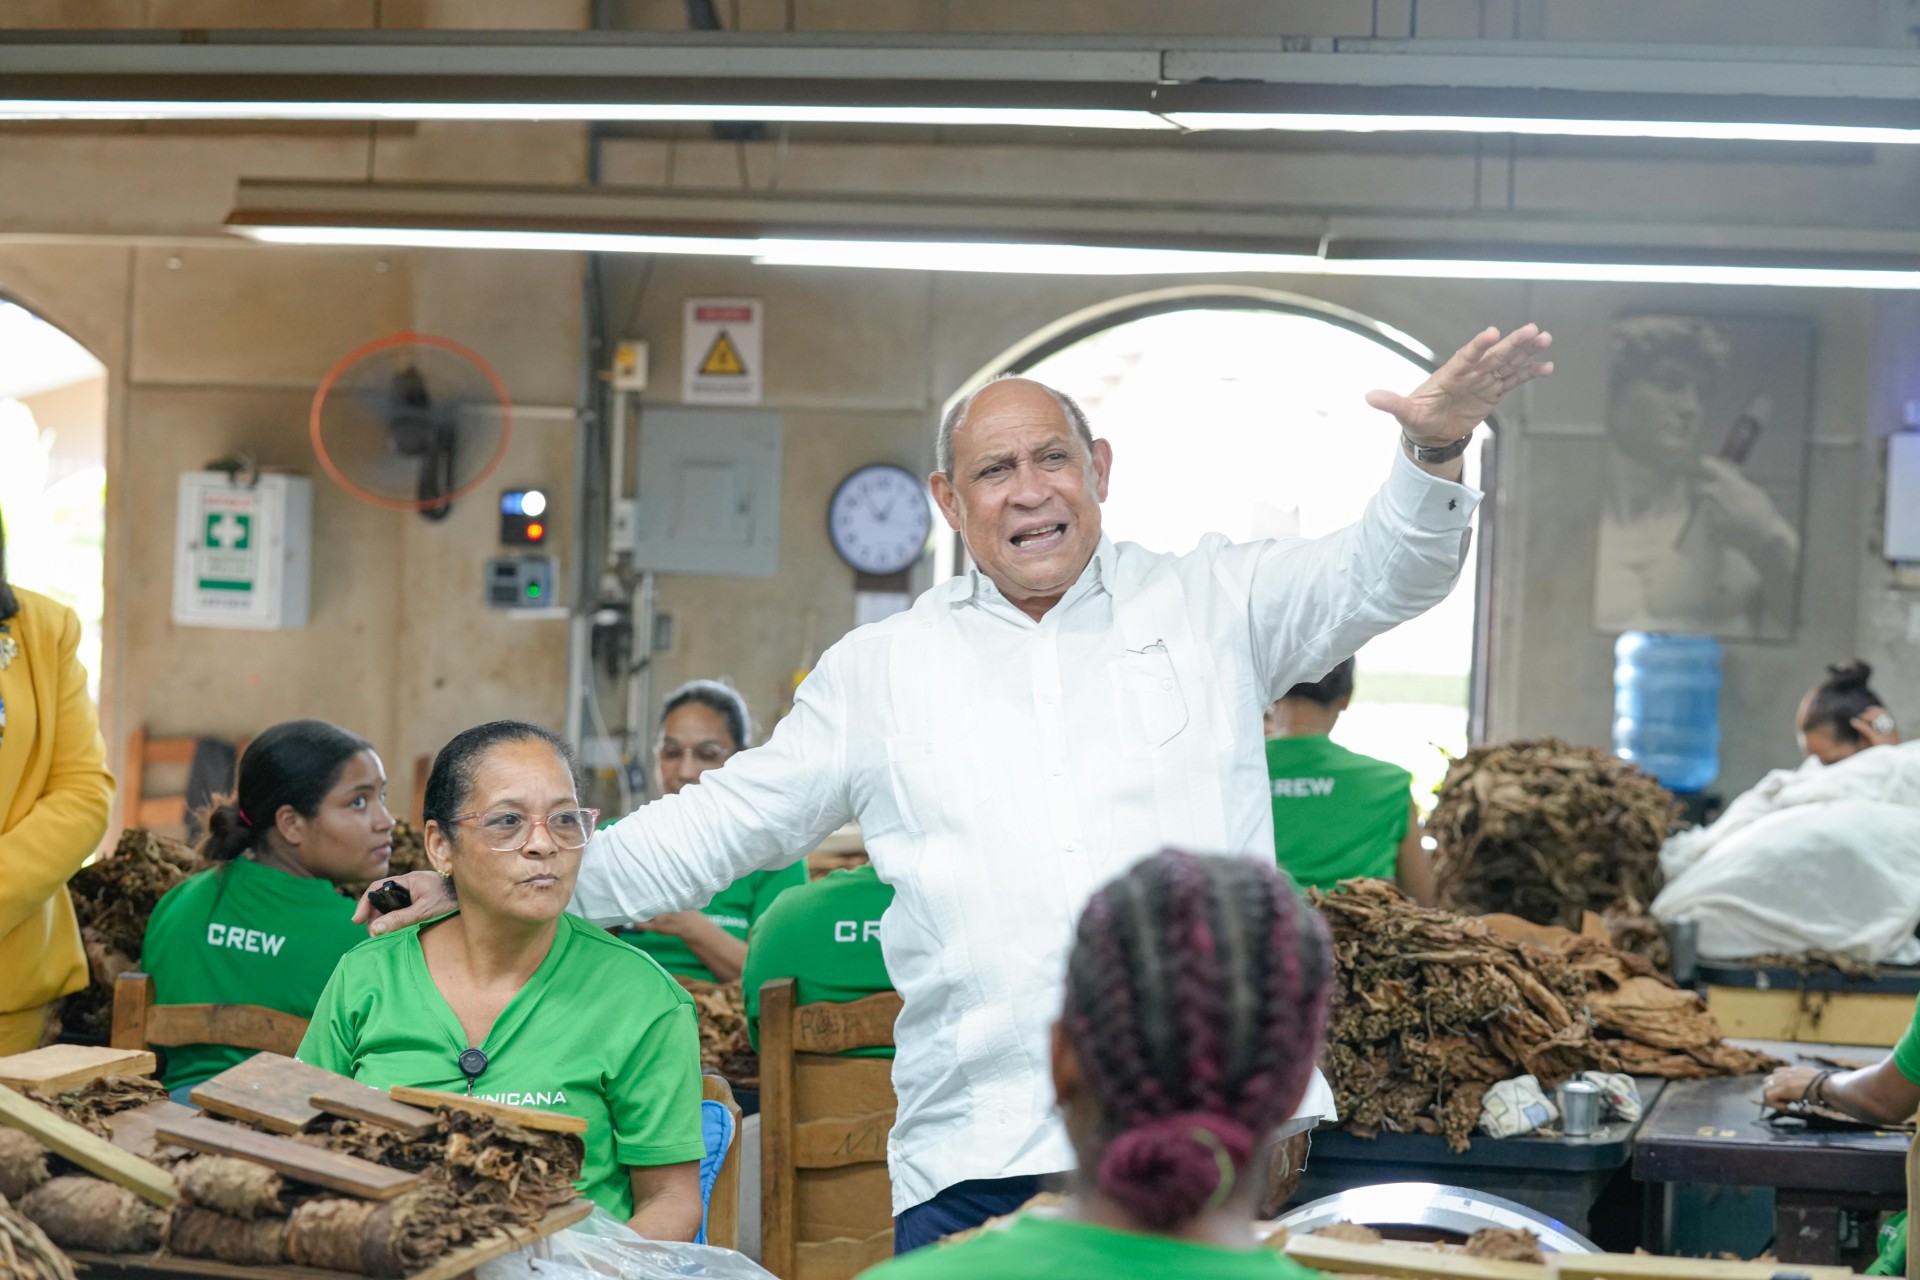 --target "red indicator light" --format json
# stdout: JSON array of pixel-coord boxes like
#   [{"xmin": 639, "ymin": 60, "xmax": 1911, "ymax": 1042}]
[{"xmin": 527, "ymin": 522, "xmax": 546, "ymax": 541}]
